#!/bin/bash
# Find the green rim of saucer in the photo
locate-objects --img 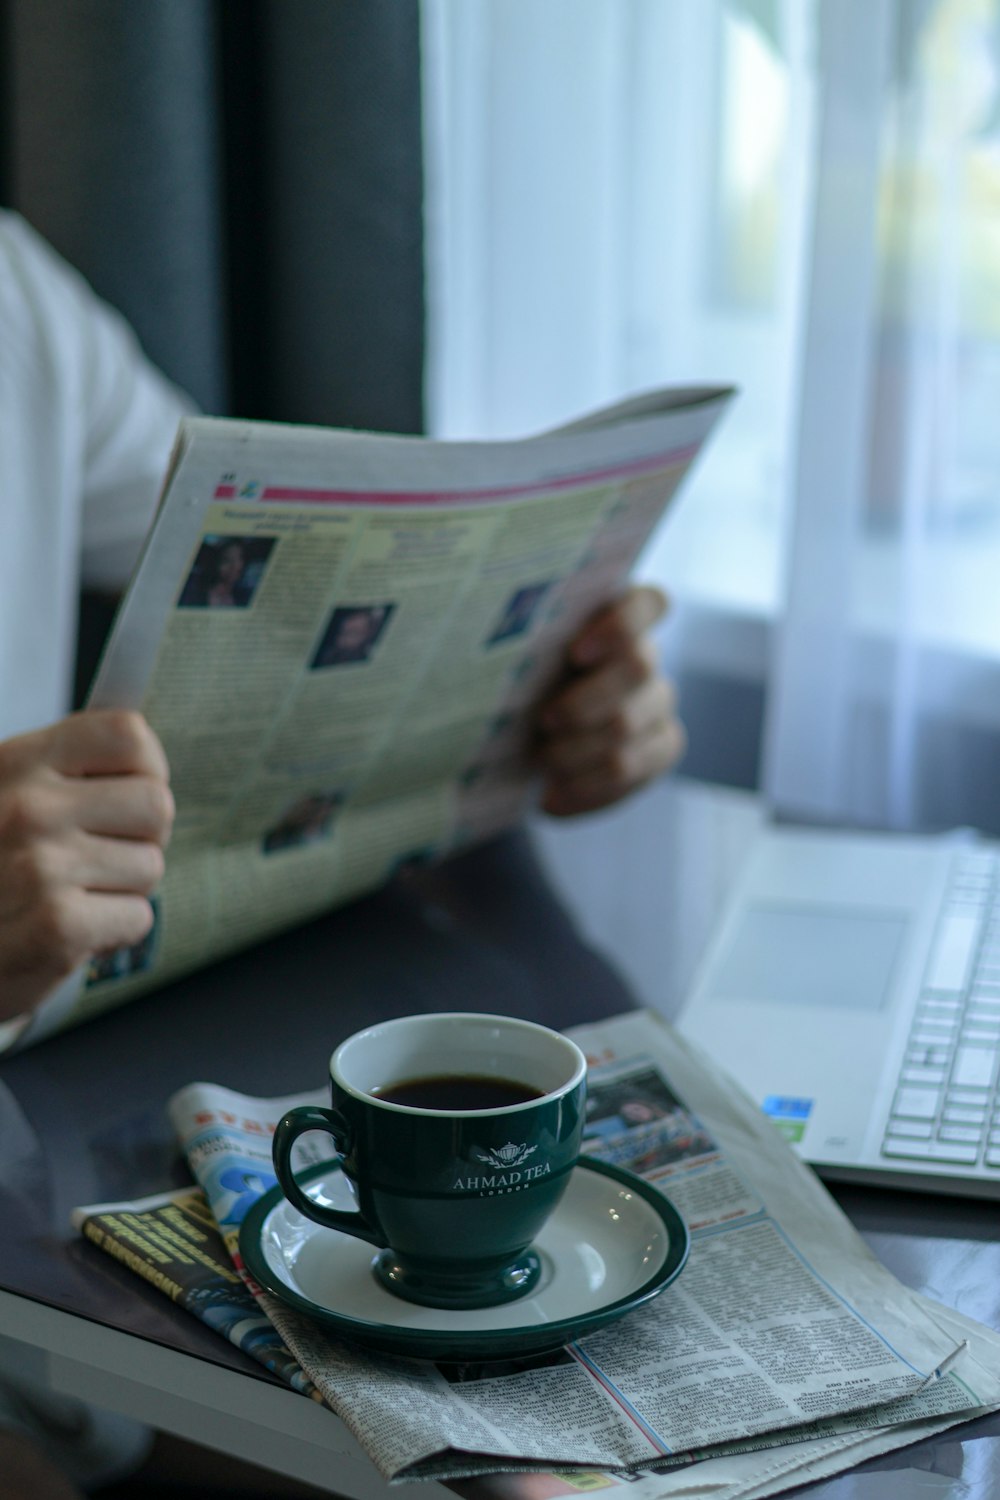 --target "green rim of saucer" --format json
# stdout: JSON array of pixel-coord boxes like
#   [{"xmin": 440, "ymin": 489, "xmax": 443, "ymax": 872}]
[{"xmin": 239, "ymin": 1155, "xmax": 690, "ymax": 1361}]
